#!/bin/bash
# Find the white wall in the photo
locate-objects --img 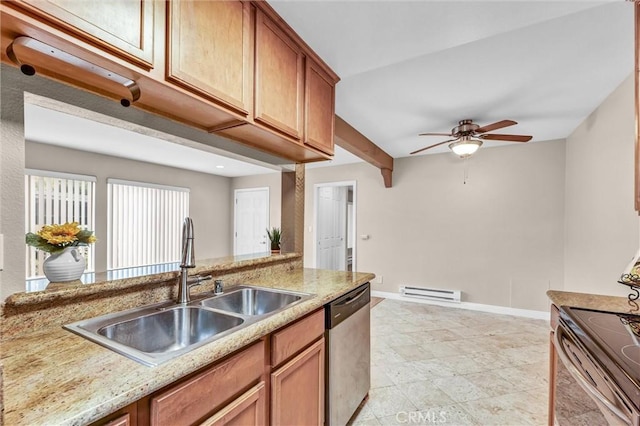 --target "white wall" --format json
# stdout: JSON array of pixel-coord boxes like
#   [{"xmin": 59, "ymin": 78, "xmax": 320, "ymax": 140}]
[
  {"xmin": 26, "ymin": 142, "xmax": 232, "ymax": 272},
  {"xmin": 564, "ymin": 74, "xmax": 637, "ymax": 297},
  {"xmin": 306, "ymin": 140, "xmax": 566, "ymax": 311}
]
